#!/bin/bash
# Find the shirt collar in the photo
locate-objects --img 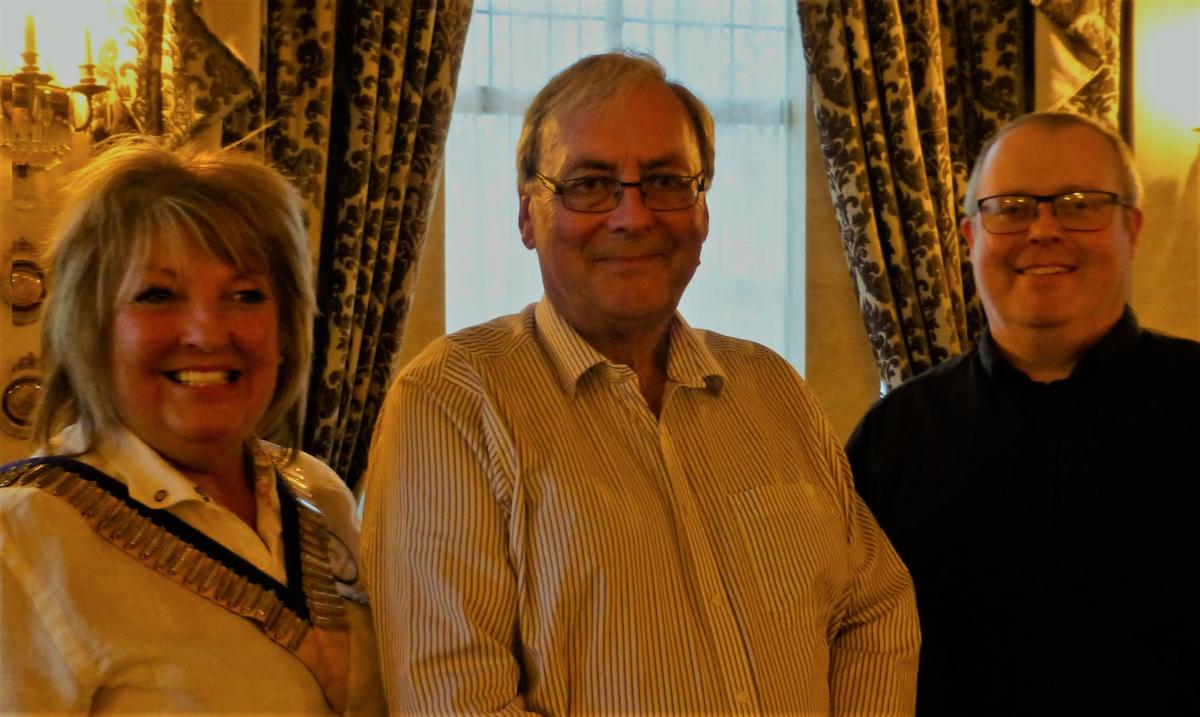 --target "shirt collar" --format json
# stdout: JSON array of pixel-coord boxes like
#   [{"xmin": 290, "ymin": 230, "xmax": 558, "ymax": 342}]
[
  {"xmin": 49, "ymin": 423, "xmax": 279, "ymax": 513},
  {"xmin": 977, "ymin": 328, "xmax": 1010, "ymax": 381},
  {"xmin": 1070, "ymin": 305, "xmax": 1141, "ymax": 378},
  {"xmin": 533, "ymin": 296, "xmax": 726, "ymax": 398},
  {"xmin": 663, "ymin": 311, "xmax": 727, "ymax": 392},
  {"xmin": 979, "ymin": 305, "xmax": 1141, "ymax": 383}
]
